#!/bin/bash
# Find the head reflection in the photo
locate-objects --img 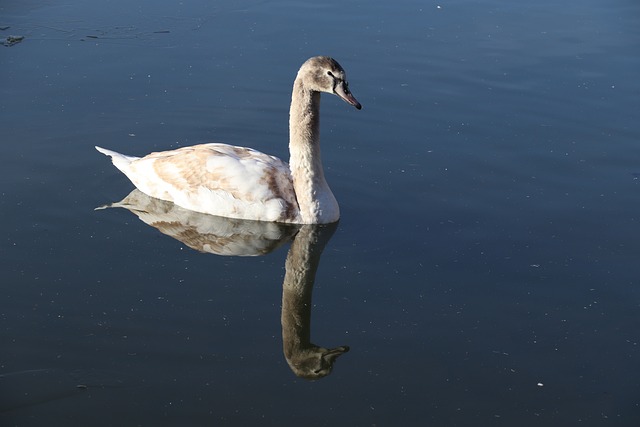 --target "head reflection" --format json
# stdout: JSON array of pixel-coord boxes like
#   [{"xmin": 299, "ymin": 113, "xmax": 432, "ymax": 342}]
[{"xmin": 98, "ymin": 190, "xmax": 350, "ymax": 379}]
